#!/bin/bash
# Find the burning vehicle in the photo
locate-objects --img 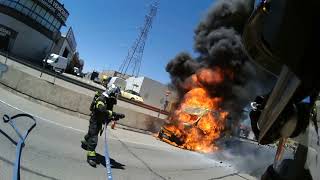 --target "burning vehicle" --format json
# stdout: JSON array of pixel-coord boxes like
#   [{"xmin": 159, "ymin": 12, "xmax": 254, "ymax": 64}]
[
  {"xmin": 157, "ymin": 0, "xmax": 274, "ymax": 153},
  {"xmin": 158, "ymin": 86, "xmax": 229, "ymax": 153}
]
